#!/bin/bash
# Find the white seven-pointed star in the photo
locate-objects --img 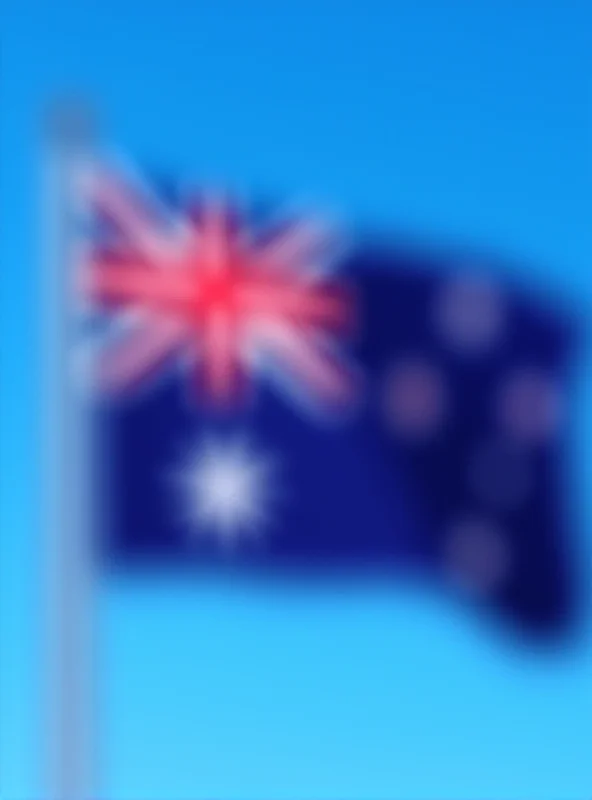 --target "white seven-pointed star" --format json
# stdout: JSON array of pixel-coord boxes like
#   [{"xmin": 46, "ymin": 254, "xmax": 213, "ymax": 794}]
[{"xmin": 173, "ymin": 435, "xmax": 278, "ymax": 548}]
